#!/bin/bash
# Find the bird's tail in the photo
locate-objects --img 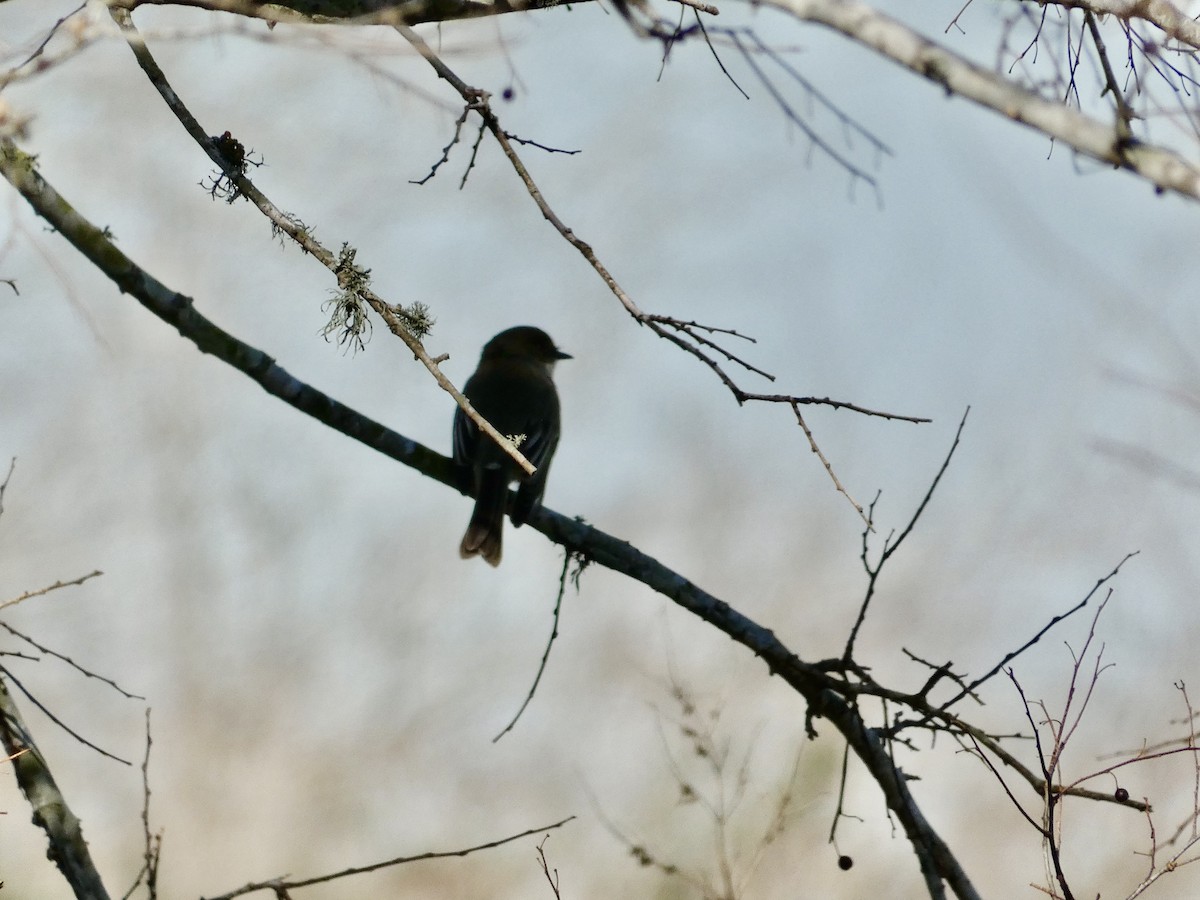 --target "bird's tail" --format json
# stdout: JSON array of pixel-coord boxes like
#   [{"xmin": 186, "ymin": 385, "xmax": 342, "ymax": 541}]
[{"xmin": 459, "ymin": 471, "xmax": 508, "ymax": 566}]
